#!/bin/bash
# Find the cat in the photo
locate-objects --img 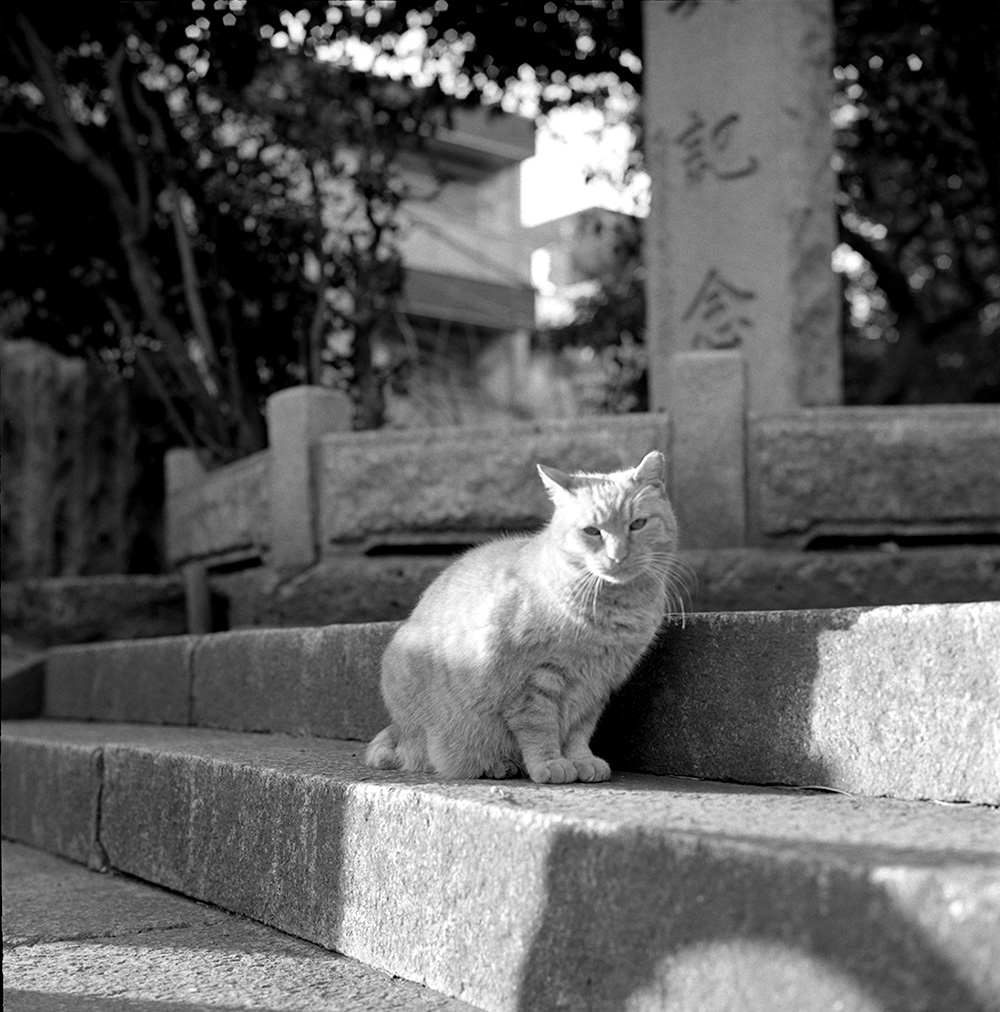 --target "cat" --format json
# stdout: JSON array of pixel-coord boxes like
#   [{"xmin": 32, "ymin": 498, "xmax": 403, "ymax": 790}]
[{"xmin": 364, "ymin": 450, "xmax": 682, "ymax": 784}]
